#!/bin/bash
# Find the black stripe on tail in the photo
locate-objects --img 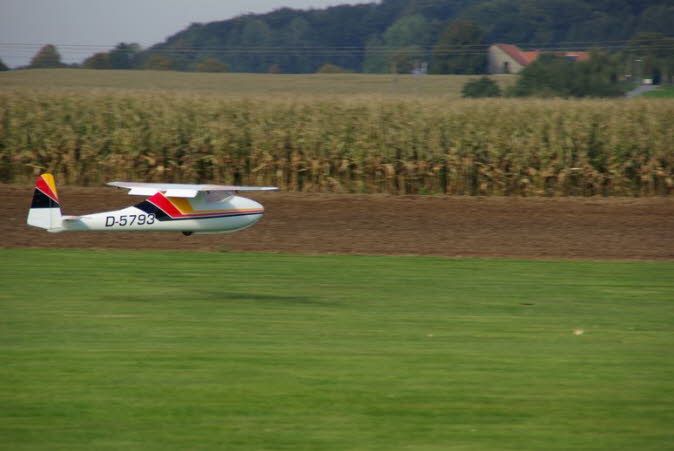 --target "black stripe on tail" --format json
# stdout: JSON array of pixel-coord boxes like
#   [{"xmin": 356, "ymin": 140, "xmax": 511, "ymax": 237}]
[{"xmin": 31, "ymin": 189, "xmax": 60, "ymax": 209}]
